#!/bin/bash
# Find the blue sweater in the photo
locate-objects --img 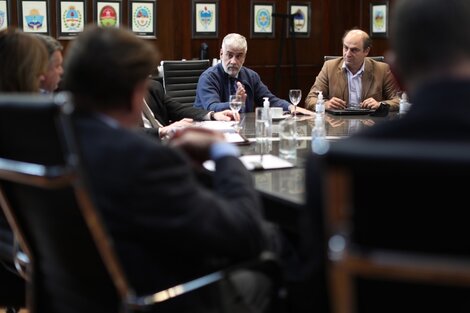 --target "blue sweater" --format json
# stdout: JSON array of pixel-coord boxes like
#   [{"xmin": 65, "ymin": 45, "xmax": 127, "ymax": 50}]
[{"xmin": 194, "ymin": 63, "xmax": 291, "ymax": 112}]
